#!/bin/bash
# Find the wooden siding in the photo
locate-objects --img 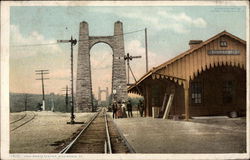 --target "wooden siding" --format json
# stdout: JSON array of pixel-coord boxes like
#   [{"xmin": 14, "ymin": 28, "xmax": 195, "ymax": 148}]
[
  {"xmin": 127, "ymin": 31, "xmax": 246, "ymax": 118},
  {"xmin": 156, "ymin": 35, "xmax": 246, "ymax": 83}
]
